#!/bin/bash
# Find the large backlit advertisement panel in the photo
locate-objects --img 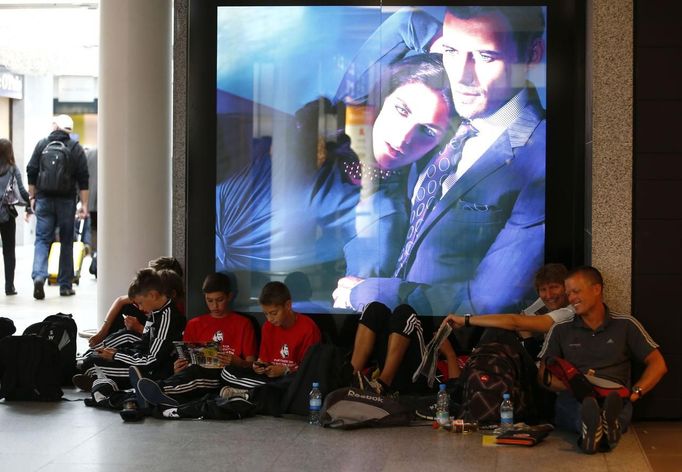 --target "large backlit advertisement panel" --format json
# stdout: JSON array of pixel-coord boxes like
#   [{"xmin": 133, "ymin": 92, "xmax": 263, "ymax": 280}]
[{"xmin": 216, "ymin": 5, "xmax": 547, "ymax": 315}]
